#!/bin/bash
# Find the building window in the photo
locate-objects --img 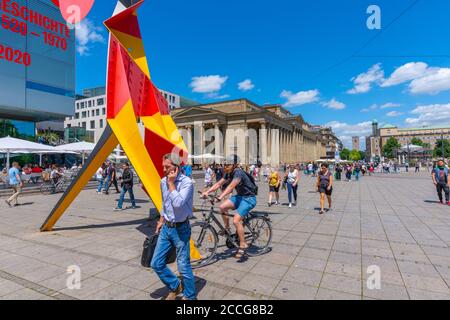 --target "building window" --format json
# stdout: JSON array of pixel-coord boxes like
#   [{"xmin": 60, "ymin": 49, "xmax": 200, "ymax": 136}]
[
  {"xmin": 90, "ymin": 121, "xmax": 95, "ymax": 129},
  {"xmin": 96, "ymin": 109, "xmax": 100, "ymax": 116},
  {"xmin": 75, "ymin": 113, "xmax": 79, "ymax": 119},
  {"xmin": 88, "ymin": 101, "xmax": 92, "ymax": 108},
  {"xmin": 82, "ymin": 122, "xmax": 86, "ymax": 128},
  {"xmin": 102, "ymin": 108, "xmax": 106, "ymax": 115},
  {"xmin": 81, "ymin": 102, "xmax": 85, "ymax": 108},
  {"xmin": 76, "ymin": 103, "xmax": 80, "ymax": 110},
  {"xmin": 100, "ymin": 119, "xmax": 104, "ymax": 128},
  {"xmin": 97, "ymin": 98, "xmax": 104, "ymax": 105},
  {"xmin": 67, "ymin": 124, "xmax": 71, "ymax": 128},
  {"xmin": 82, "ymin": 111, "xmax": 86, "ymax": 118}
]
